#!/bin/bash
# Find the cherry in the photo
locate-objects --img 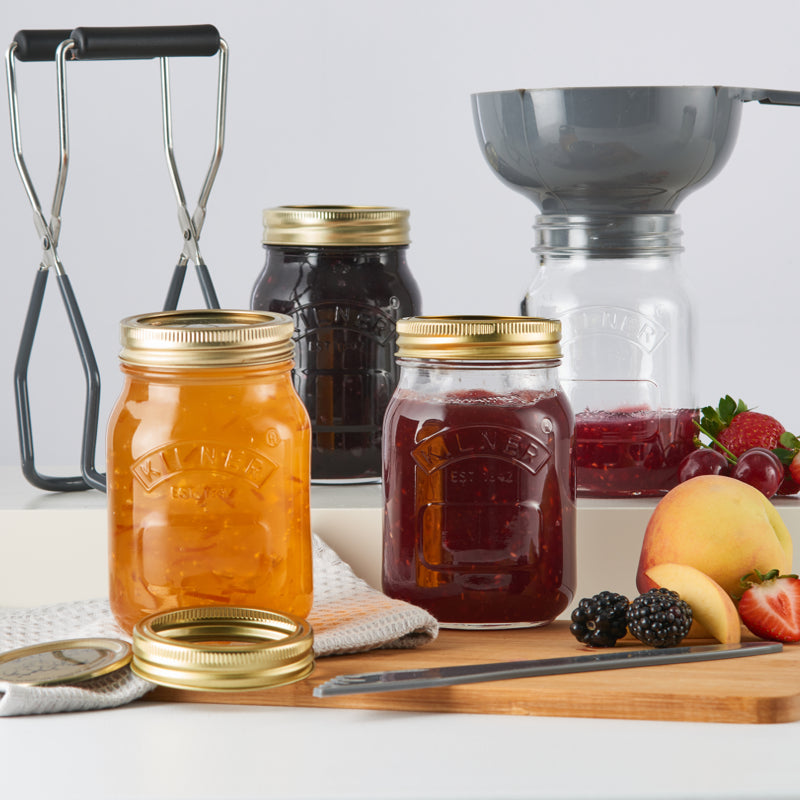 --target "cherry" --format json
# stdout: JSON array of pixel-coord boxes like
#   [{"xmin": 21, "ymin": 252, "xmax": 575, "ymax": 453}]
[
  {"xmin": 777, "ymin": 472, "xmax": 800, "ymax": 496},
  {"xmin": 730, "ymin": 448, "xmax": 784, "ymax": 498},
  {"xmin": 677, "ymin": 448, "xmax": 730, "ymax": 483}
]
